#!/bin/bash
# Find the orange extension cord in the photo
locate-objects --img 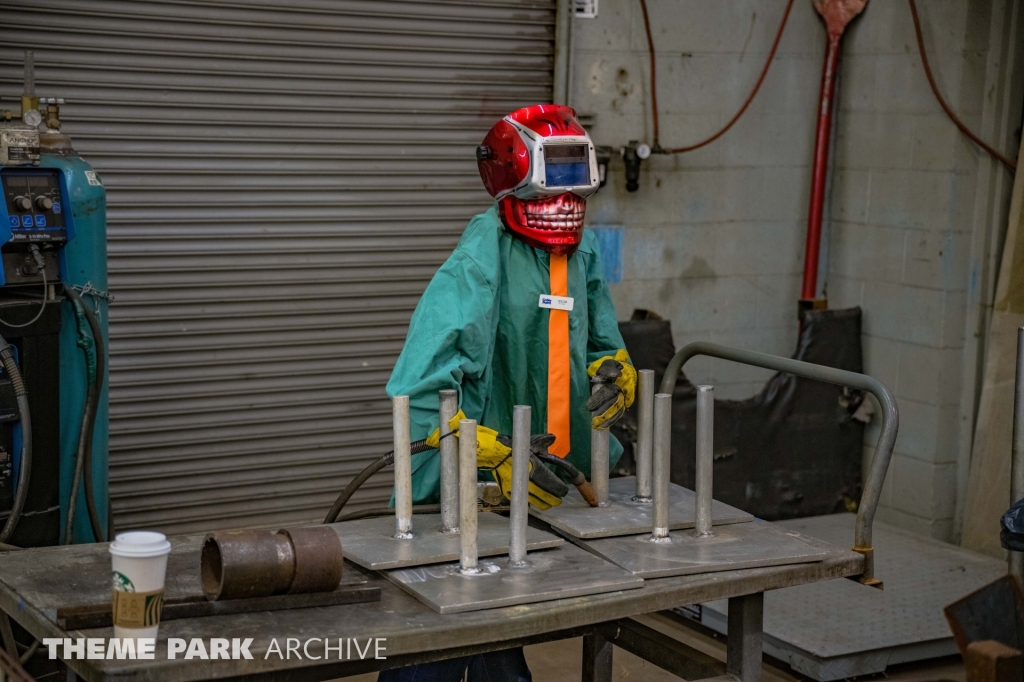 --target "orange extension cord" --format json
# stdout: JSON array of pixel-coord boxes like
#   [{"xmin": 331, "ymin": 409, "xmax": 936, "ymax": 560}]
[{"xmin": 638, "ymin": 0, "xmax": 1018, "ymax": 170}]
